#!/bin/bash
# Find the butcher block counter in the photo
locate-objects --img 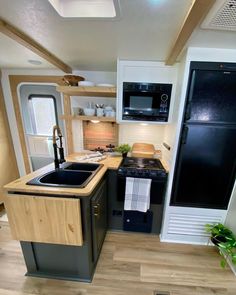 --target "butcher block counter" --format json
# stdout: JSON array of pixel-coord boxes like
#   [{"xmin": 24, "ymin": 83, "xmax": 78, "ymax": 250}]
[{"xmin": 4, "ymin": 153, "xmax": 123, "ymax": 196}]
